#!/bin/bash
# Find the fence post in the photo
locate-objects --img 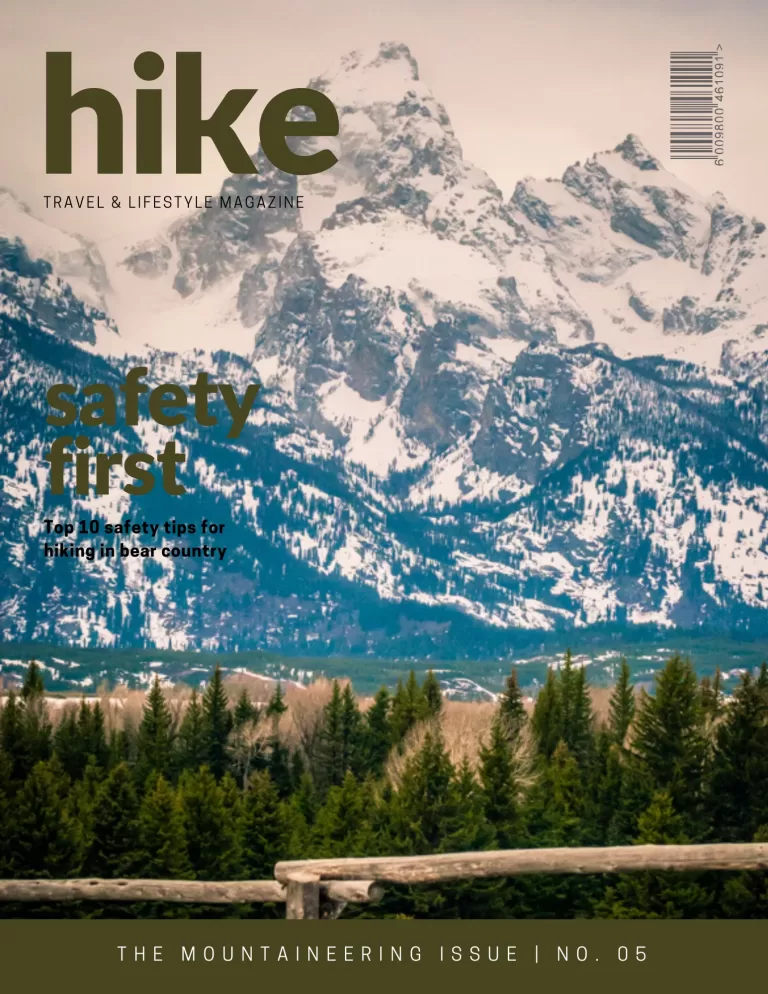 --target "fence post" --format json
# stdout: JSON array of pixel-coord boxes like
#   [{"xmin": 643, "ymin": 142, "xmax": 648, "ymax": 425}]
[{"xmin": 285, "ymin": 872, "xmax": 320, "ymax": 919}]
